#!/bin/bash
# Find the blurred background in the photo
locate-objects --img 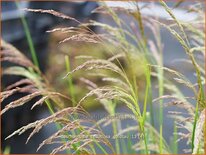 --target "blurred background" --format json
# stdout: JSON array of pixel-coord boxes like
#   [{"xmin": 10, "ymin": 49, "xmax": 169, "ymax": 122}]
[{"xmin": 1, "ymin": 1, "xmax": 202, "ymax": 154}]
